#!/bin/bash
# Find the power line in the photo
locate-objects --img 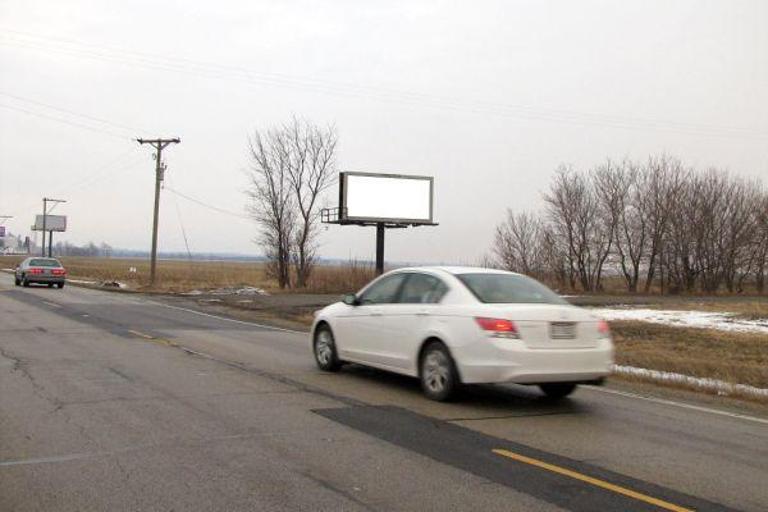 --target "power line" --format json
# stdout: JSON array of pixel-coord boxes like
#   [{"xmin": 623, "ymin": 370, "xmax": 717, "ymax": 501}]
[
  {"xmin": 1, "ymin": 28, "xmax": 765, "ymax": 140},
  {"xmin": 164, "ymin": 186, "xmax": 251, "ymax": 220},
  {"xmin": 0, "ymin": 102, "xmax": 132, "ymax": 140},
  {"xmin": 0, "ymin": 91, "xmax": 145, "ymax": 135},
  {"xmin": 166, "ymin": 175, "xmax": 193, "ymax": 259}
]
